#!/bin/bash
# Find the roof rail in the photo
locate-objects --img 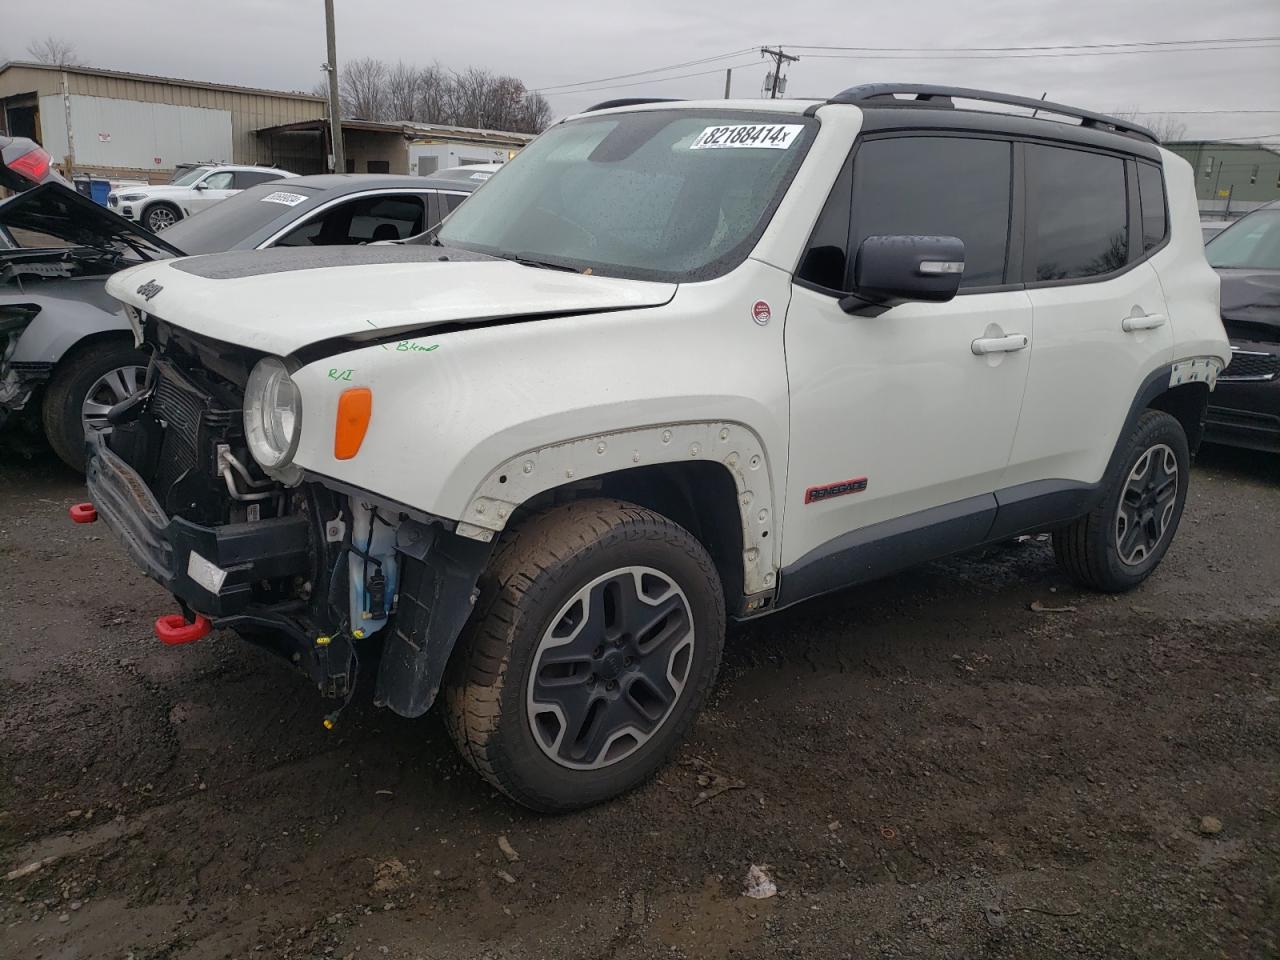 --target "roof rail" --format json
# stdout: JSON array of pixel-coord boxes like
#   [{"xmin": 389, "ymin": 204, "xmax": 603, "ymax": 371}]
[
  {"xmin": 827, "ymin": 84, "xmax": 1159, "ymax": 144},
  {"xmin": 584, "ymin": 97, "xmax": 684, "ymax": 113}
]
